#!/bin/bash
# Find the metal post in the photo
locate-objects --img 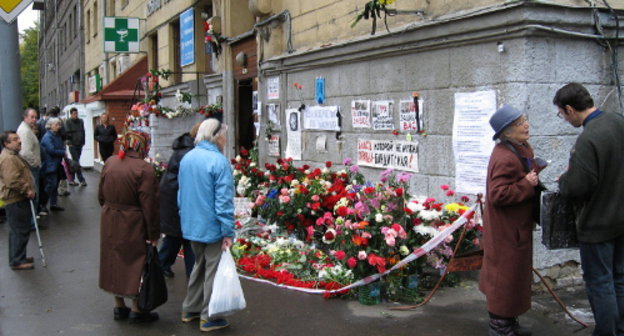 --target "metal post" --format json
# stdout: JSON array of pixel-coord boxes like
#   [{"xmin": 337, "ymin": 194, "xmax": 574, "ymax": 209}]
[{"xmin": 0, "ymin": 20, "xmax": 23, "ymax": 130}]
